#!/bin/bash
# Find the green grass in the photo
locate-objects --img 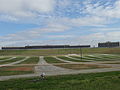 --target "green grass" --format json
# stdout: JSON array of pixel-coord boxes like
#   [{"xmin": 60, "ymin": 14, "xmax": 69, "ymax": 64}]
[
  {"xmin": 44, "ymin": 57, "xmax": 65, "ymax": 63},
  {"xmin": 0, "ymin": 71, "xmax": 120, "ymax": 90},
  {"xmin": 0, "ymin": 57, "xmax": 11, "ymax": 60},
  {"xmin": 96, "ymin": 55, "xmax": 120, "ymax": 61},
  {"xmin": 71, "ymin": 55, "xmax": 120, "ymax": 61},
  {"xmin": 83, "ymin": 55, "xmax": 110, "ymax": 61},
  {"xmin": 58, "ymin": 56, "xmax": 90, "ymax": 62},
  {"xmin": 70, "ymin": 56, "xmax": 96, "ymax": 60},
  {"xmin": 0, "ymin": 66, "xmax": 34, "ymax": 76},
  {"xmin": 0, "ymin": 47, "xmax": 120, "ymax": 56},
  {"xmin": 0, "ymin": 57, "xmax": 25, "ymax": 64},
  {"xmin": 18, "ymin": 57, "xmax": 39, "ymax": 64}
]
